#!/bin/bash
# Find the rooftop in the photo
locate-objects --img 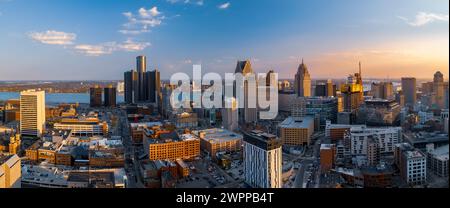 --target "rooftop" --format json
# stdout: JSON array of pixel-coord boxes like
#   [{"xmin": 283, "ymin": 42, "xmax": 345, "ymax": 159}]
[
  {"xmin": 279, "ymin": 116, "xmax": 315, "ymax": 129},
  {"xmin": 429, "ymin": 145, "xmax": 449, "ymax": 161},
  {"xmin": 320, "ymin": 144, "xmax": 334, "ymax": 150},
  {"xmin": 406, "ymin": 150, "xmax": 426, "ymax": 159},
  {"xmin": 192, "ymin": 128, "xmax": 243, "ymax": 143}
]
